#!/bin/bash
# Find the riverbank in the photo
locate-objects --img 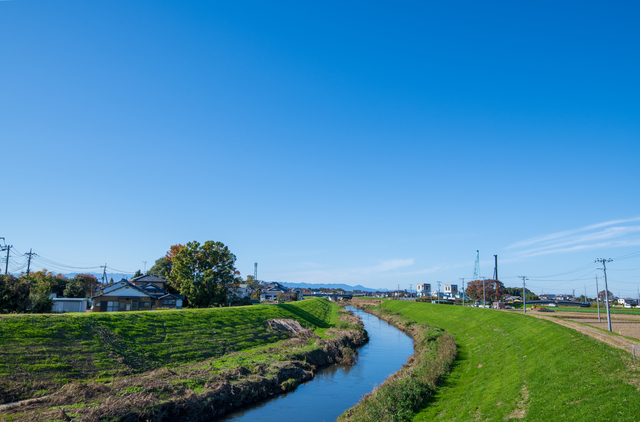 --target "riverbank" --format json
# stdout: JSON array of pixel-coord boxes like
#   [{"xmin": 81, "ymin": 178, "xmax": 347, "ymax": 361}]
[
  {"xmin": 0, "ymin": 299, "xmax": 367, "ymax": 421},
  {"xmin": 338, "ymin": 301, "xmax": 457, "ymax": 421},
  {"xmin": 369, "ymin": 300, "xmax": 640, "ymax": 421}
]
